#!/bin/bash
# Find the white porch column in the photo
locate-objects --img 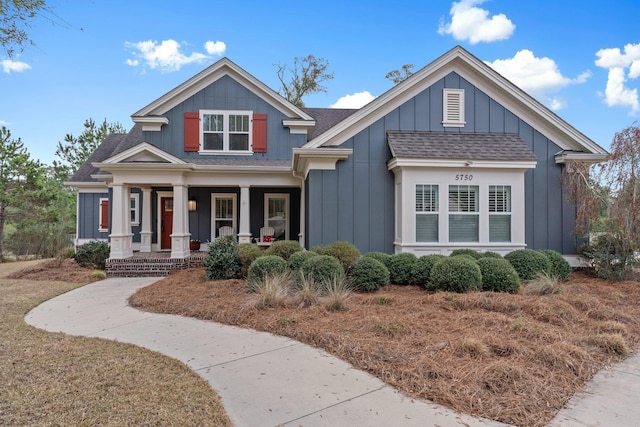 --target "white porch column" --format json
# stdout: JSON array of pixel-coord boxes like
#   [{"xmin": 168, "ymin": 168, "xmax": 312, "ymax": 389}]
[
  {"xmin": 139, "ymin": 187, "xmax": 152, "ymax": 252},
  {"xmin": 109, "ymin": 183, "xmax": 133, "ymax": 259},
  {"xmin": 238, "ymin": 186, "xmax": 252, "ymax": 243},
  {"xmin": 171, "ymin": 184, "xmax": 190, "ymax": 258},
  {"xmin": 299, "ymin": 180, "xmax": 305, "ymax": 247}
]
